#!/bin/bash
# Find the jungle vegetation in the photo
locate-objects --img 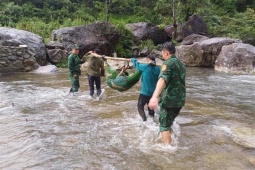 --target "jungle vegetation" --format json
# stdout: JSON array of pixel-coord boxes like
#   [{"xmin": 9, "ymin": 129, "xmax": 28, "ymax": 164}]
[{"xmin": 0, "ymin": 0, "xmax": 255, "ymax": 56}]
